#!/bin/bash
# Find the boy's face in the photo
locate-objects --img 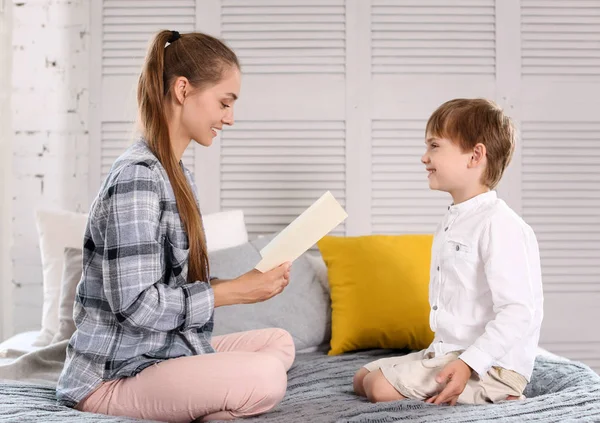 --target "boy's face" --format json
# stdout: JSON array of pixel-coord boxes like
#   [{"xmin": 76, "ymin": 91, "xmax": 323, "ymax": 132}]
[{"xmin": 421, "ymin": 136, "xmax": 474, "ymax": 193}]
